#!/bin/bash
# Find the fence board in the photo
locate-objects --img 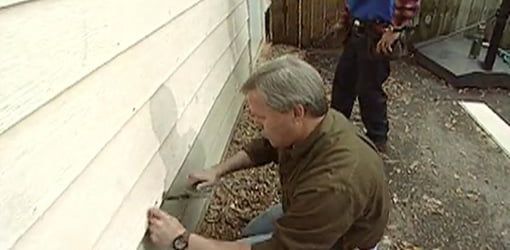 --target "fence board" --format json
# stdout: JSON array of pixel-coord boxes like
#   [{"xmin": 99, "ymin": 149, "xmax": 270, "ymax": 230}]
[
  {"xmin": 286, "ymin": 0, "xmax": 300, "ymax": 45},
  {"xmin": 311, "ymin": 0, "xmax": 325, "ymax": 40},
  {"xmin": 301, "ymin": 0, "xmax": 313, "ymax": 47},
  {"xmin": 325, "ymin": 0, "xmax": 339, "ymax": 31},
  {"xmin": 271, "ymin": 0, "xmax": 286, "ymax": 43}
]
